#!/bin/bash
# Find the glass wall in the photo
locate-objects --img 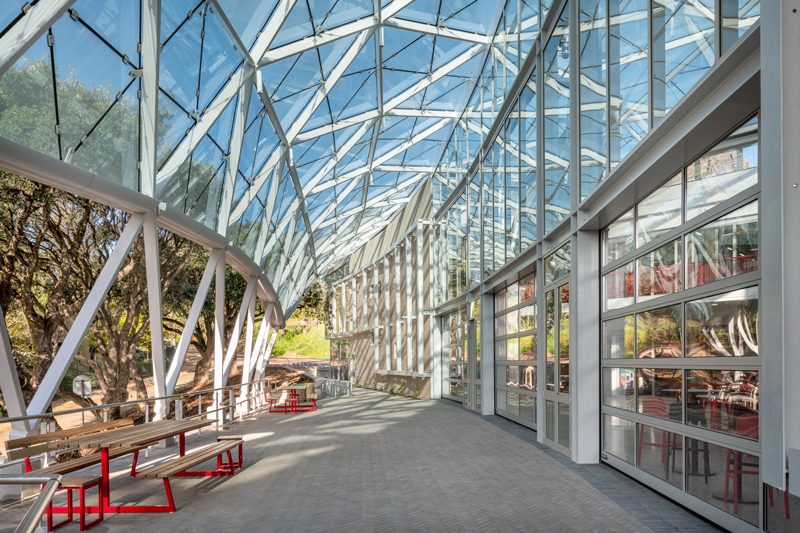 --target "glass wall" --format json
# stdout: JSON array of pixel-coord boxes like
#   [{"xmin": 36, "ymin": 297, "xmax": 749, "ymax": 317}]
[
  {"xmin": 600, "ymin": 115, "xmax": 760, "ymax": 528},
  {"xmin": 442, "ymin": 308, "xmax": 468, "ymax": 402},
  {"xmin": 494, "ymin": 271, "xmax": 537, "ymax": 428}
]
